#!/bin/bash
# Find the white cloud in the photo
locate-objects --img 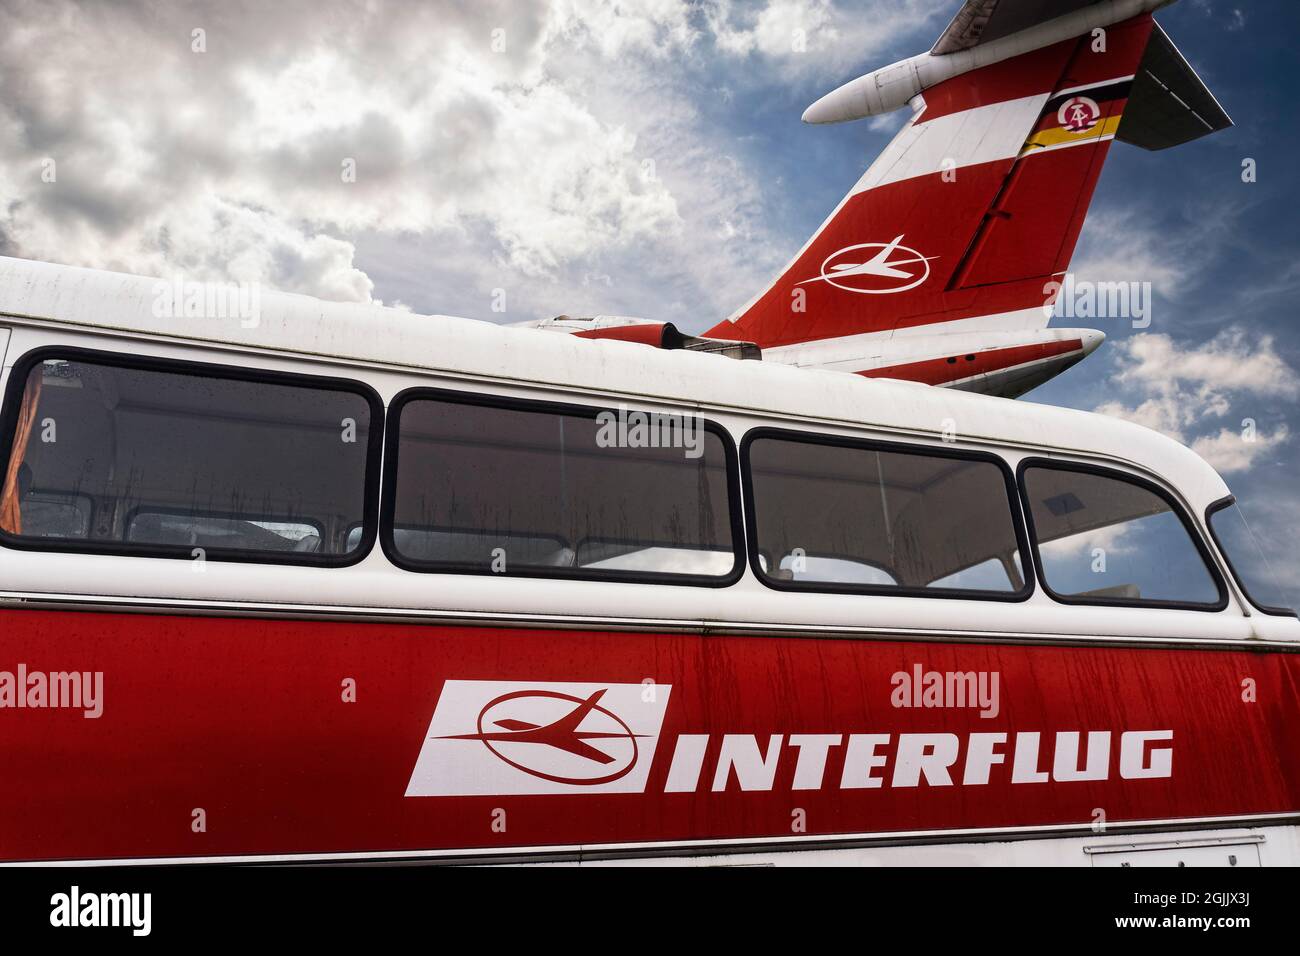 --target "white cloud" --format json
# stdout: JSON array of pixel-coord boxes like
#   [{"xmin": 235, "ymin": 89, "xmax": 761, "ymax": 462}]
[
  {"xmin": 544, "ymin": 0, "xmax": 696, "ymax": 59},
  {"xmin": 707, "ymin": 0, "xmax": 838, "ymax": 58},
  {"xmin": 0, "ymin": 2, "xmax": 698, "ymax": 305},
  {"xmin": 1040, "ymin": 520, "xmax": 1136, "ymax": 562},
  {"xmin": 1092, "ymin": 328, "xmax": 1299, "ymax": 474},
  {"xmin": 1190, "ymin": 425, "xmax": 1290, "ymax": 475},
  {"xmin": 1070, "ymin": 208, "xmax": 1194, "ymax": 296},
  {"xmin": 0, "ymin": 0, "xmax": 935, "ymax": 319},
  {"xmin": 866, "ymin": 111, "xmax": 910, "ymax": 134},
  {"xmin": 701, "ymin": 0, "xmax": 943, "ymax": 82},
  {"xmin": 1111, "ymin": 328, "xmax": 1300, "ymax": 401}
]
